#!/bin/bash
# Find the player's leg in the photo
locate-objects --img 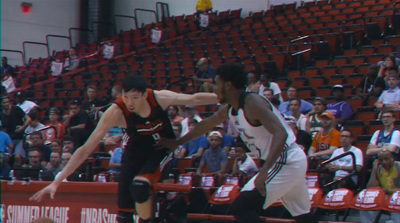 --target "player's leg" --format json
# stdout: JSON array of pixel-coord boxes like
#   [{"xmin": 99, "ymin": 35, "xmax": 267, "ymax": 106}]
[{"xmin": 229, "ymin": 189, "xmax": 265, "ymax": 223}]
